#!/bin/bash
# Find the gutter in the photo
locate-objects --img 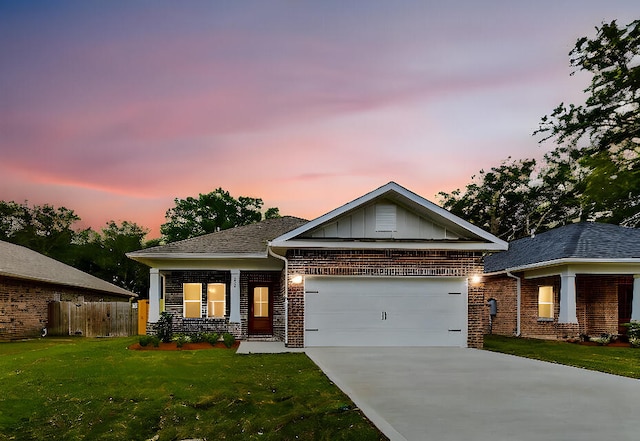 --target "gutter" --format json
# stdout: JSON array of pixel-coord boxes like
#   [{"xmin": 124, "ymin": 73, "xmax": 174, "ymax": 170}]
[
  {"xmin": 268, "ymin": 246, "xmax": 289, "ymax": 346},
  {"xmin": 506, "ymin": 271, "xmax": 521, "ymax": 336}
]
